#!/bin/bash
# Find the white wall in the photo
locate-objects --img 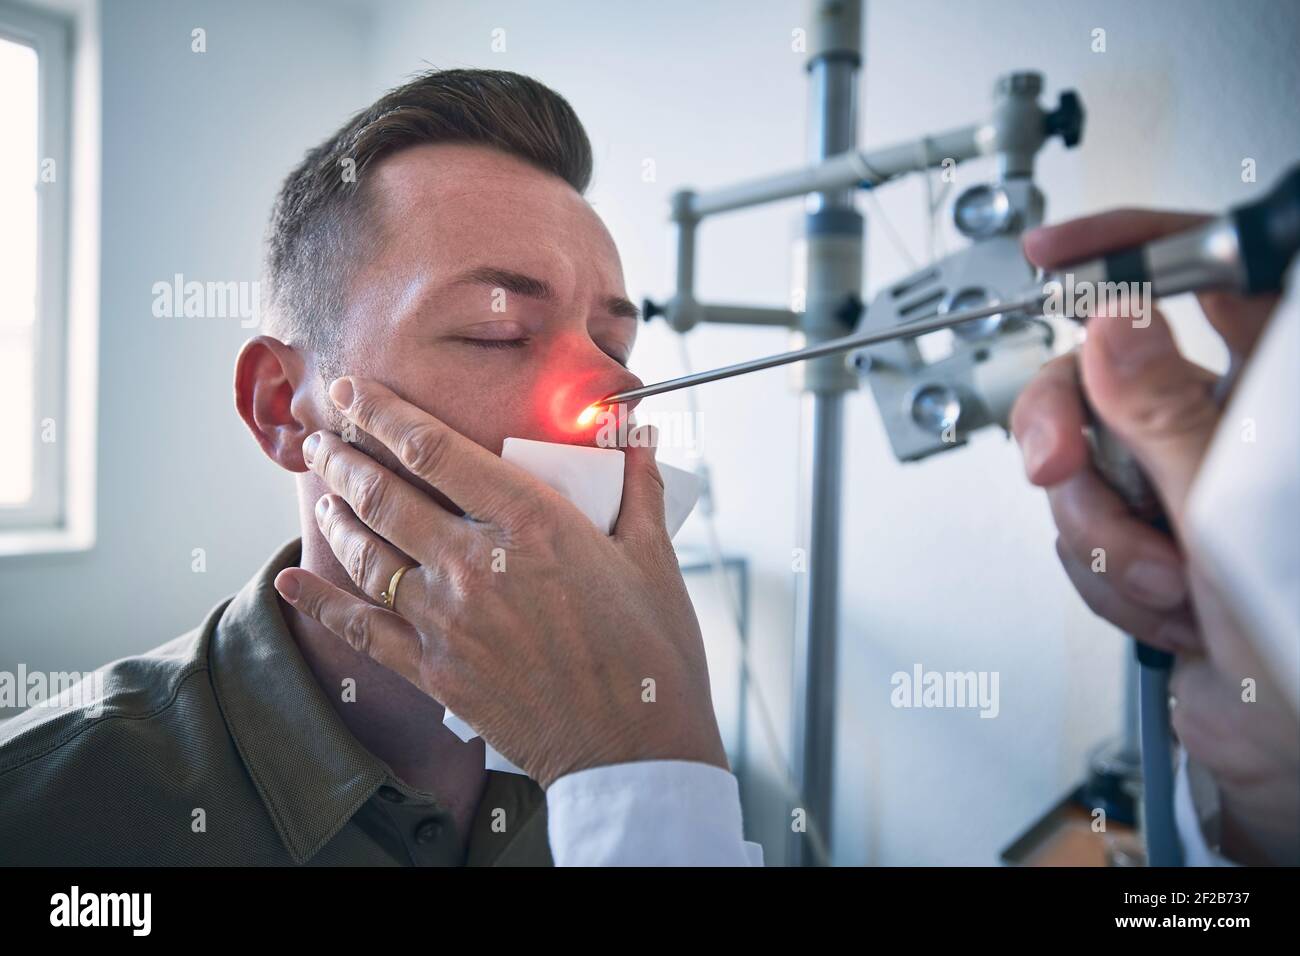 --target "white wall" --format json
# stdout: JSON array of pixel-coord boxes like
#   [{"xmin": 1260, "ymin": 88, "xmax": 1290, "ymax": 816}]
[
  {"xmin": 0, "ymin": 1, "xmax": 368, "ymax": 676},
  {"xmin": 3, "ymin": 0, "xmax": 1296, "ymax": 866}
]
